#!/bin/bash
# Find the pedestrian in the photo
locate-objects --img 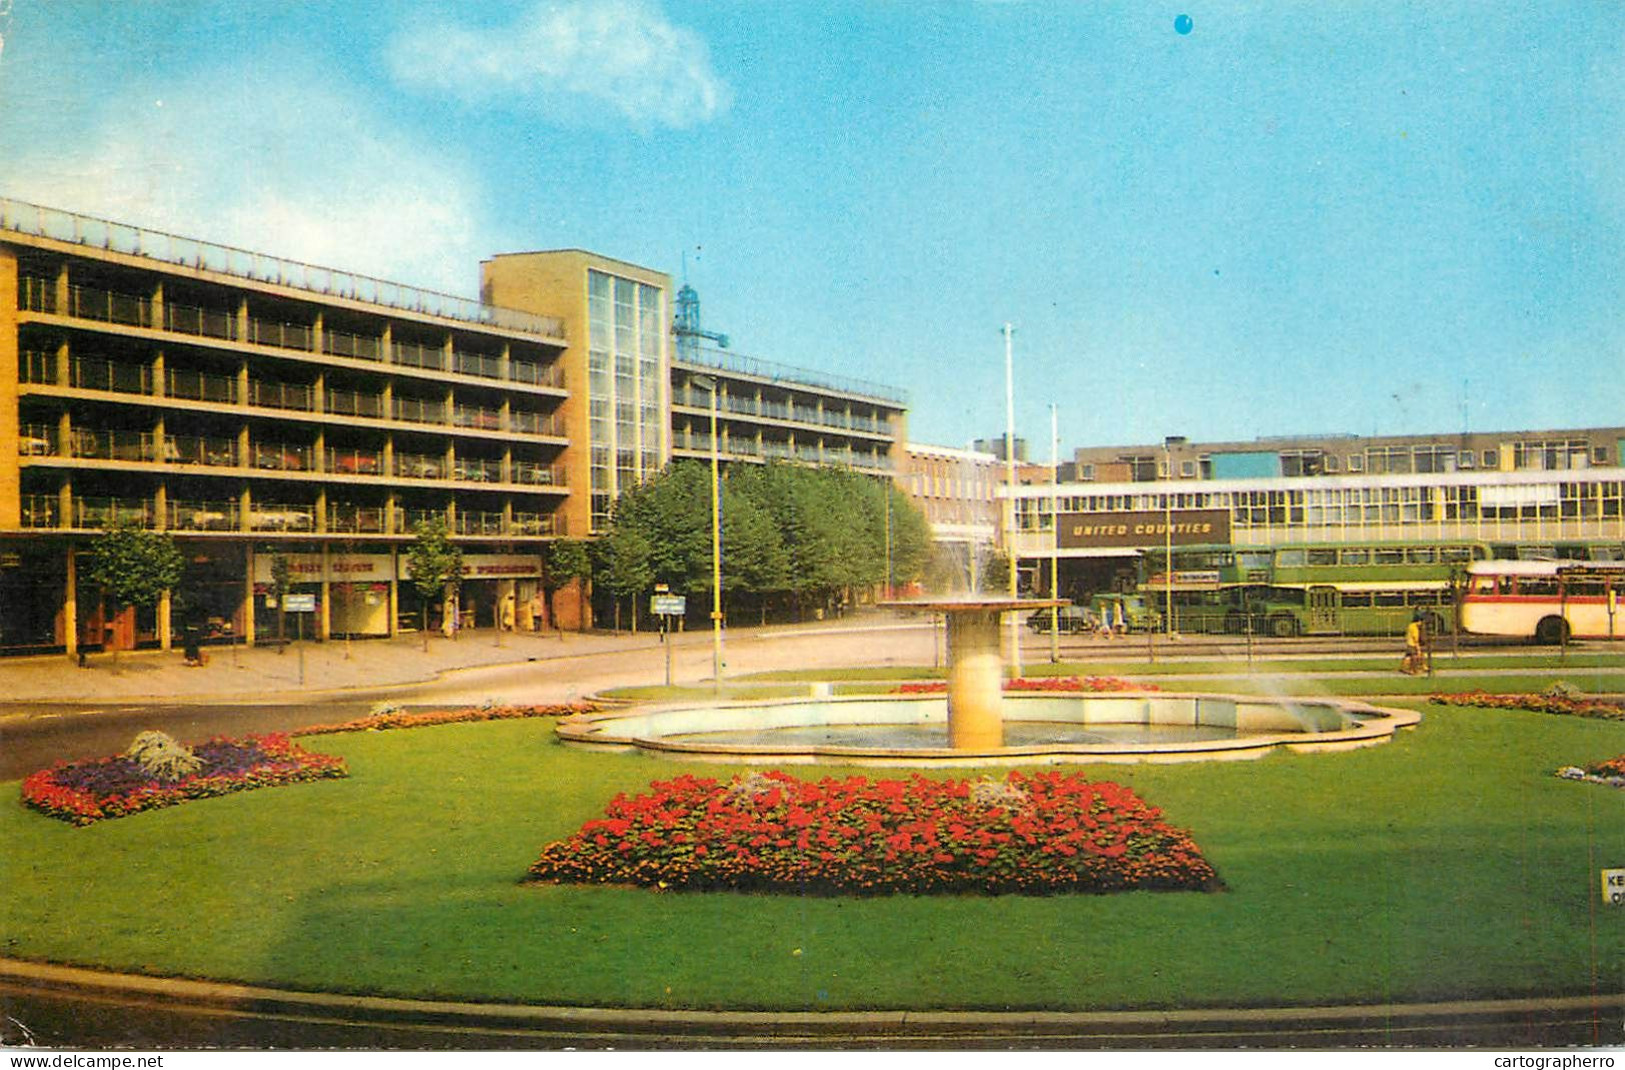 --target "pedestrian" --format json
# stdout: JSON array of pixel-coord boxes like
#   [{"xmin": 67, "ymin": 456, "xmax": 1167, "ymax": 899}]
[
  {"xmin": 1401, "ymin": 612, "xmax": 1425, "ymax": 675},
  {"xmin": 501, "ymin": 593, "xmax": 515, "ymax": 632},
  {"xmin": 529, "ymin": 592, "xmax": 544, "ymax": 632}
]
